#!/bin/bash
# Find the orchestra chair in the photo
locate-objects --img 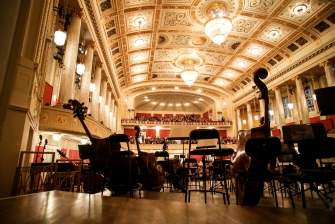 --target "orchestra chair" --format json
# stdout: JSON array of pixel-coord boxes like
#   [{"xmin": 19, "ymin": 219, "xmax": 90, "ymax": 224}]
[
  {"xmin": 108, "ymin": 134, "xmax": 141, "ymax": 198},
  {"xmin": 294, "ymin": 137, "xmax": 335, "ymax": 209},
  {"xmin": 185, "ymin": 129, "xmax": 234, "ymax": 204},
  {"xmin": 155, "ymin": 151, "xmax": 176, "ymax": 192},
  {"xmin": 212, "ymin": 159, "xmax": 234, "ymax": 193},
  {"xmin": 77, "ymin": 145, "xmax": 105, "ymax": 195},
  {"xmin": 236, "ymin": 137, "xmax": 281, "ymax": 207},
  {"xmin": 53, "ymin": 159, "xmax": 81, "ymax": 191},
  {"xmin": 183, "ymin": 158, "xmax": 201, "ymax": 190}
]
